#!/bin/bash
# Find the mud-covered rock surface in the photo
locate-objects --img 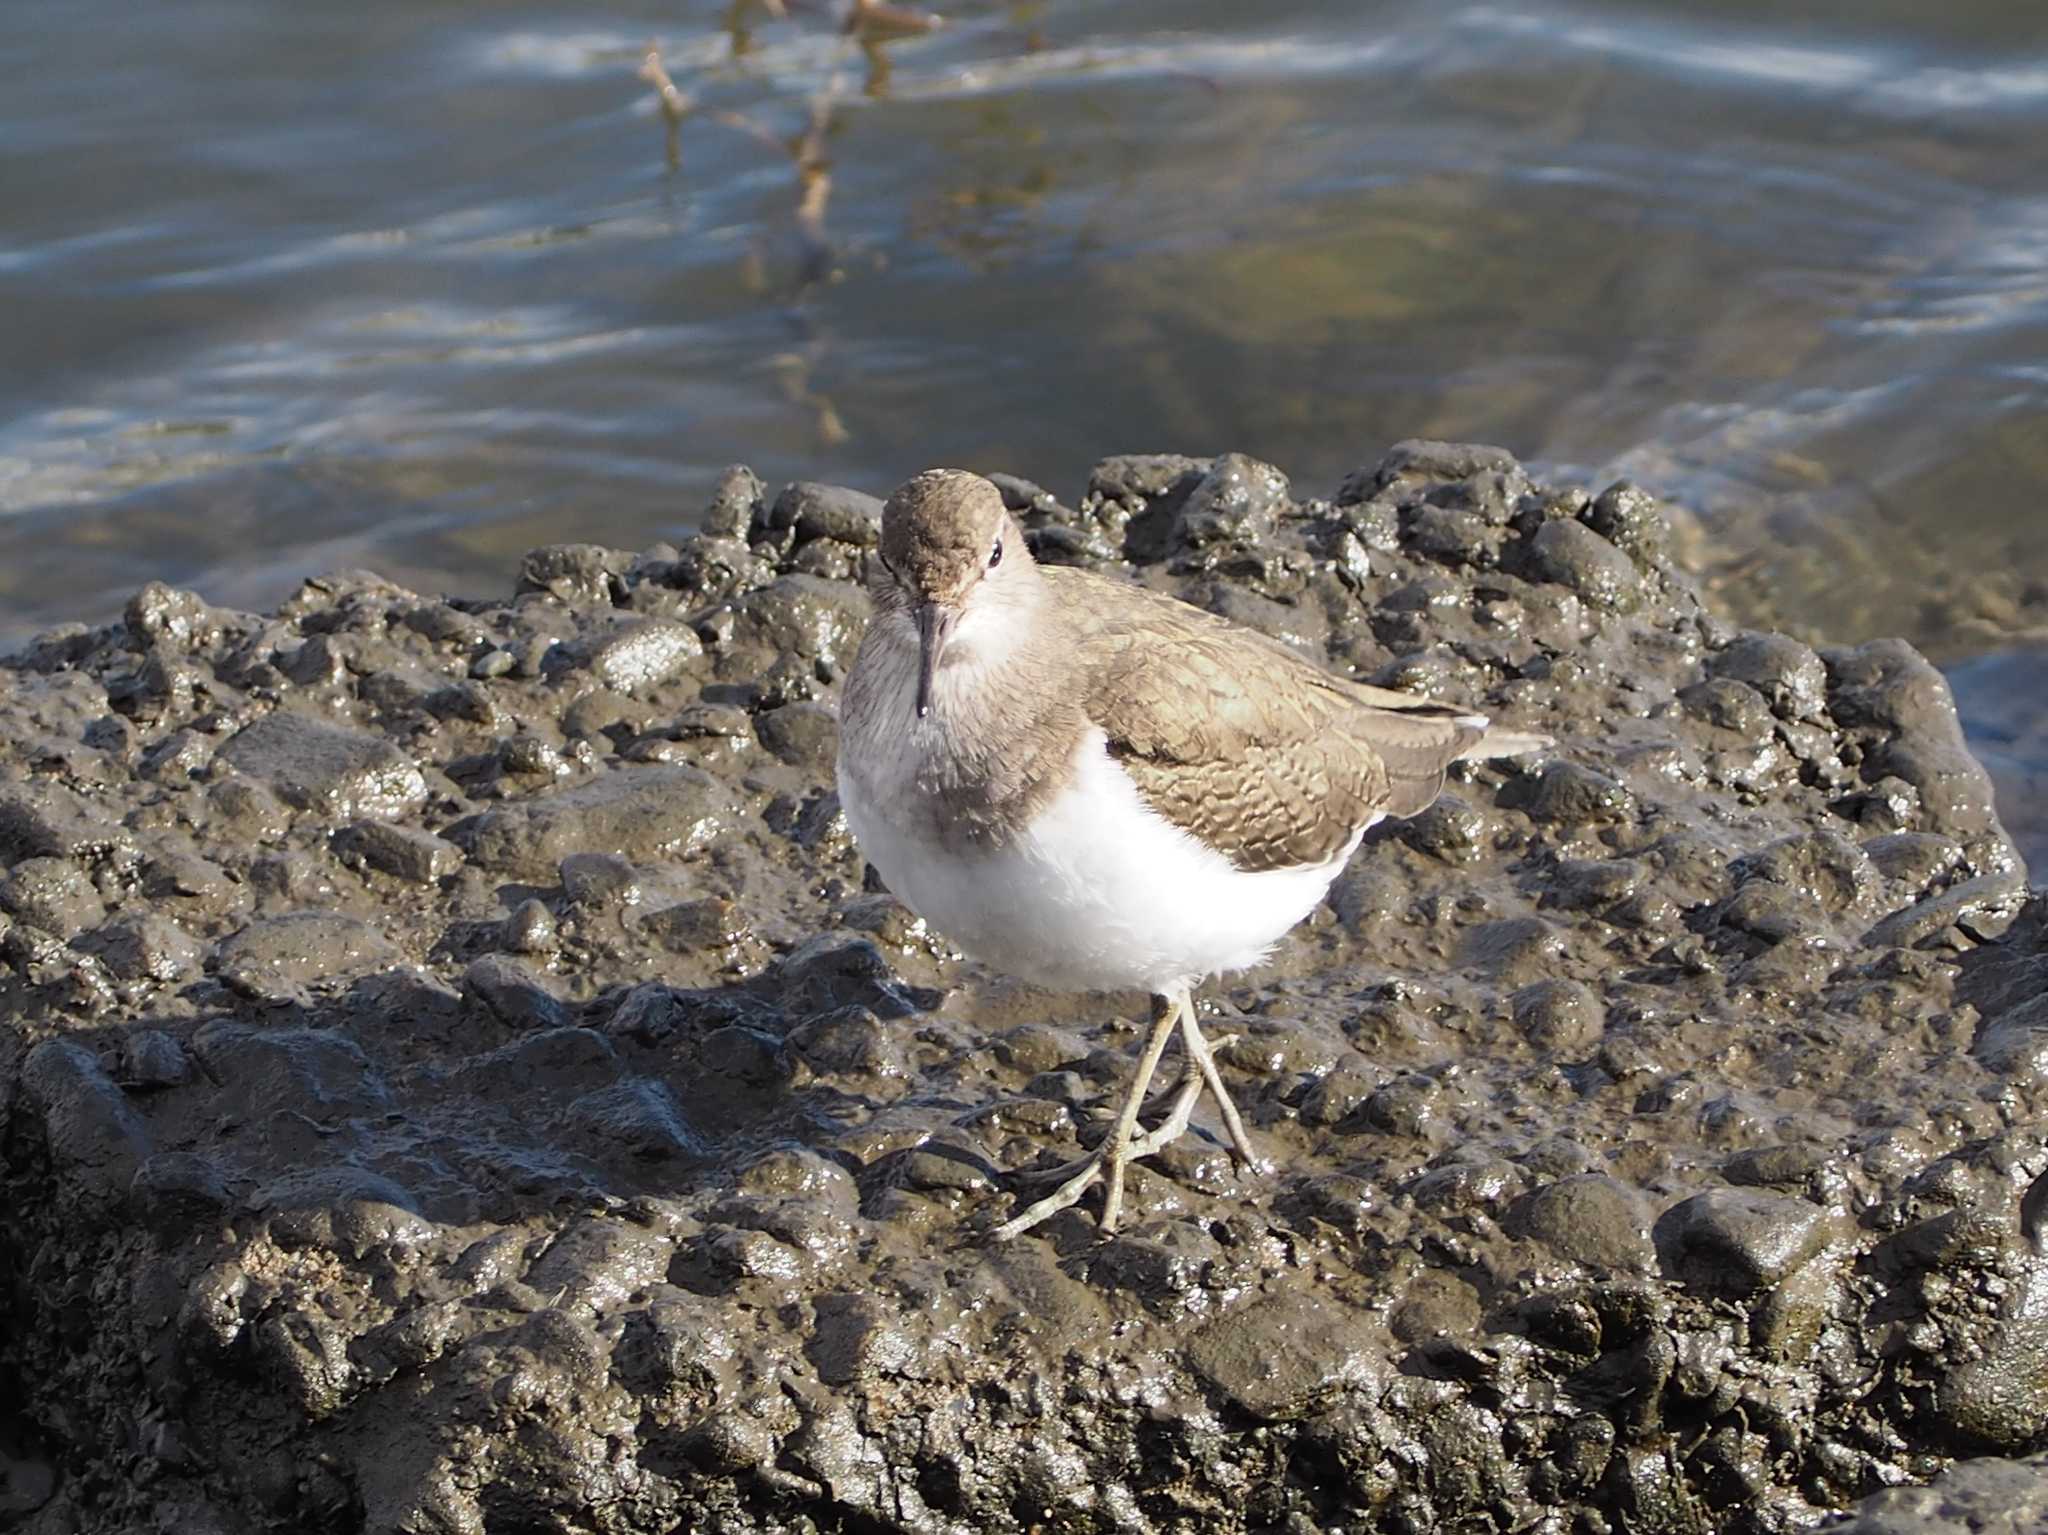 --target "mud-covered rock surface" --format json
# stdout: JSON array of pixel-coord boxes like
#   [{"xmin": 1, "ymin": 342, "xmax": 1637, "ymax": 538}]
[{"xmin": 2, "ymin": 447, "xmax": 2045, "ymax": 1534}]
